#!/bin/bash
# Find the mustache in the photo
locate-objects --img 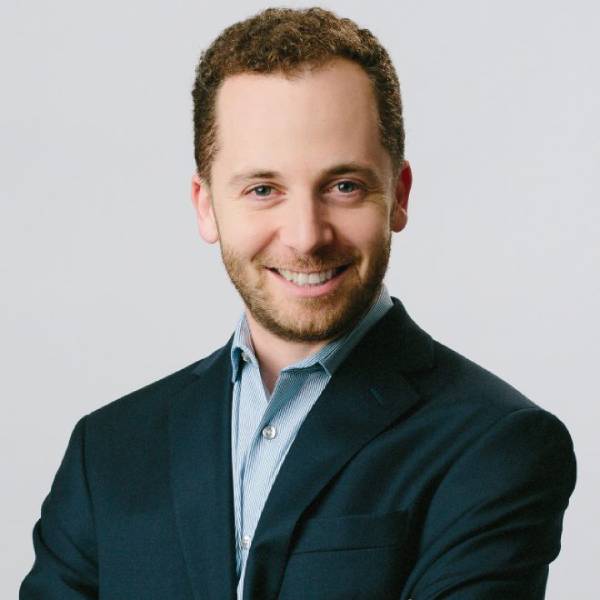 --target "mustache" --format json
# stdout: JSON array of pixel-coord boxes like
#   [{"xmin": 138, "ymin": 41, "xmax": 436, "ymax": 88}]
[{"xmin": 260, "ymin": 252, "xmax": 356, "ymax": 272}]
